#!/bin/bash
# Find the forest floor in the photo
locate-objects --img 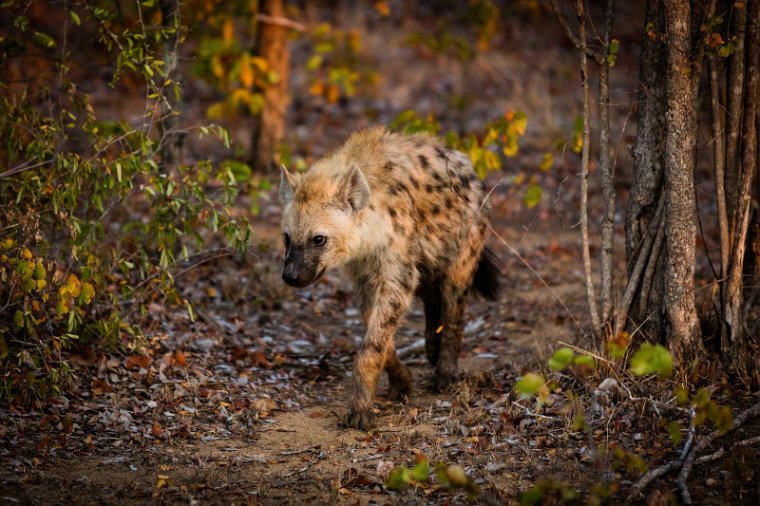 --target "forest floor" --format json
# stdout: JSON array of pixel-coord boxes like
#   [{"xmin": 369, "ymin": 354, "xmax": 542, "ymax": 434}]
[{"xmin": 2, "ymin": 3, "xmax": 759, "ymax": 505}]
